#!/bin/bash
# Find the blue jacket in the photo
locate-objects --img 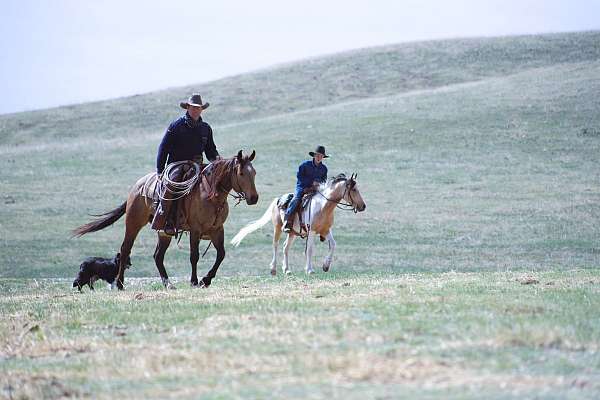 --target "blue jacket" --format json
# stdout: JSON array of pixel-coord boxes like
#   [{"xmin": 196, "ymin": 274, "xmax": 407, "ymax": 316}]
[
  {"xmin": 296, "ymin": 160, "xmax": 328, "ymax": 190},
  {"xmin": 156, "ymin": 113, "xmax": 219, "ymax": 173}
]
